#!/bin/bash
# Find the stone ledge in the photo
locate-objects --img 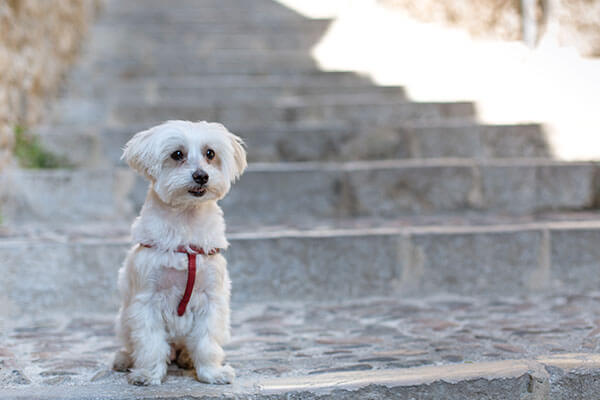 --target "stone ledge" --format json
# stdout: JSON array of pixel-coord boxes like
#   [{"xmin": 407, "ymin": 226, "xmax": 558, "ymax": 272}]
[
  {"xmin": 2, "ymin": 354, "xmax": 599, "ymax": 399},
  {"xmin": 4, "ymin": 215, "xmax": 600, "ymax": 311},
  {"xmin": 3, "ymin": 159, "xmax": 598, "ymax": 225}
]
